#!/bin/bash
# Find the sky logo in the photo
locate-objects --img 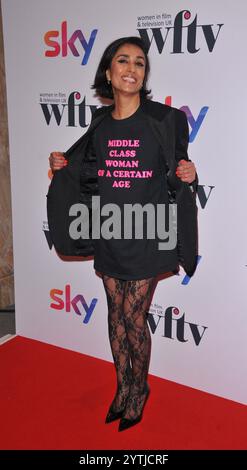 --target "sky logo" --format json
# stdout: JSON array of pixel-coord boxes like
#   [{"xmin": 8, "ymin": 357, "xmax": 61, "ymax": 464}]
[
  {"xmin": 180, "ymin": 105, "xmax": 209, "ymax": 143},
  {"xmin": 44, "ymin": 21, "xmax": 98, "ymax": 65},
  {"xmin": 165, "ymin": 96, "xmax": 209, "ymax": 143},
  {"xmin": 50, "ymin": 284, "xmax": 98, "ymax": 323},
  {"xmin": 180, "ymin": 255, "xmax": 202, "ymax": 285}
]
